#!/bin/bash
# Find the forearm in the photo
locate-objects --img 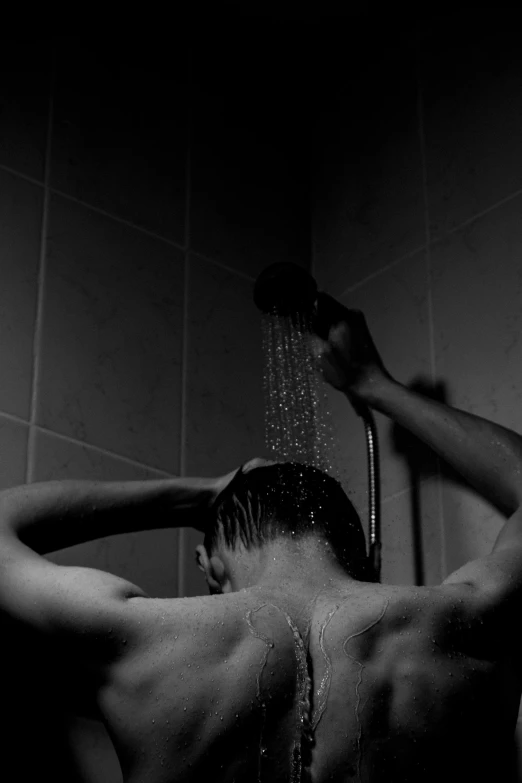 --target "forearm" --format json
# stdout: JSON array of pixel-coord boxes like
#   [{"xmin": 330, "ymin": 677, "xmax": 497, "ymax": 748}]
[
  {"xmin": 0, "ymin": 477, "xmax": 214, "ymax": 555},
  {"xmin": 361, "ymin": 378, "xmax": 522, "ymax": 517}
]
